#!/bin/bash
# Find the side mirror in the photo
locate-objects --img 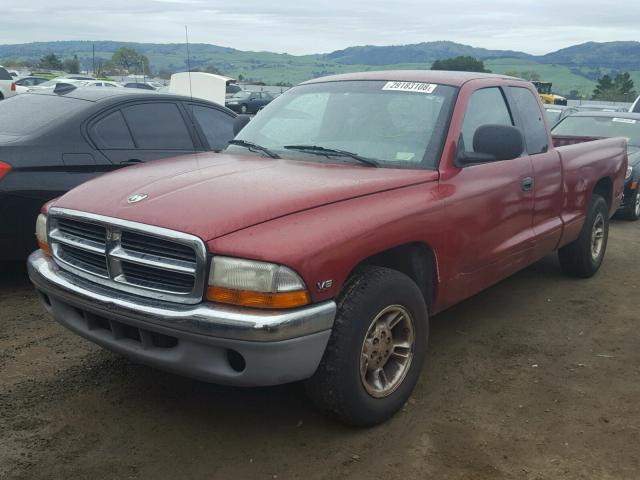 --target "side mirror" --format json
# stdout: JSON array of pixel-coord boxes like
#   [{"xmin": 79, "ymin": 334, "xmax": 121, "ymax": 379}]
[
  {"xmin": 457, "ymin": 124, "xmax": 524, "ymax": 166},
  {"xmin": 233, "ymin": 115, "xmax": 251, "ymax": 135}
]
